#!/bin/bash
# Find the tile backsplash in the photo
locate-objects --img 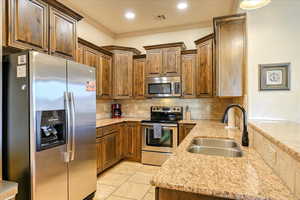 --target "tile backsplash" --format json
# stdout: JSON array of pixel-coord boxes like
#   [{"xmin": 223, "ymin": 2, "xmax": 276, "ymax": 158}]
[
  {"xmin": 96, "ymin": 99, "xmax": 112, "ymax": 119},
  {"xmin": 112, "ymin": 98, "xmax": 233, "ymax": 120}
]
